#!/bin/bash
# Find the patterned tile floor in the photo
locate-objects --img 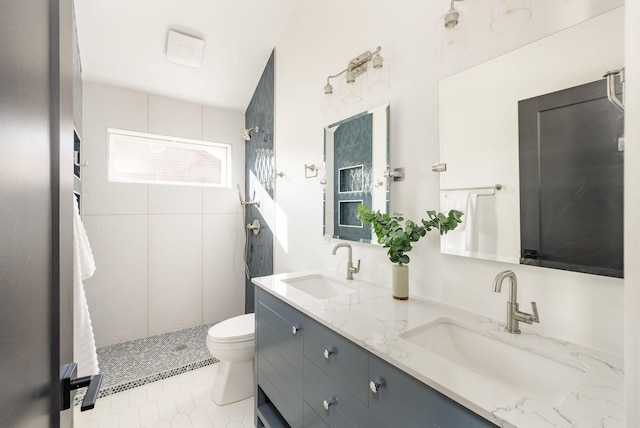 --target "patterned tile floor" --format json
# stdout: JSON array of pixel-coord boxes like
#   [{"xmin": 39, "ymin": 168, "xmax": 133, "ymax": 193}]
[
  {"xmin": 94, "ymin": 324, "xmax": 217, "ymax": 399},
  {"xmin": 74, "ymin": 364, "xmax": 255, "ymax": 428}
]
